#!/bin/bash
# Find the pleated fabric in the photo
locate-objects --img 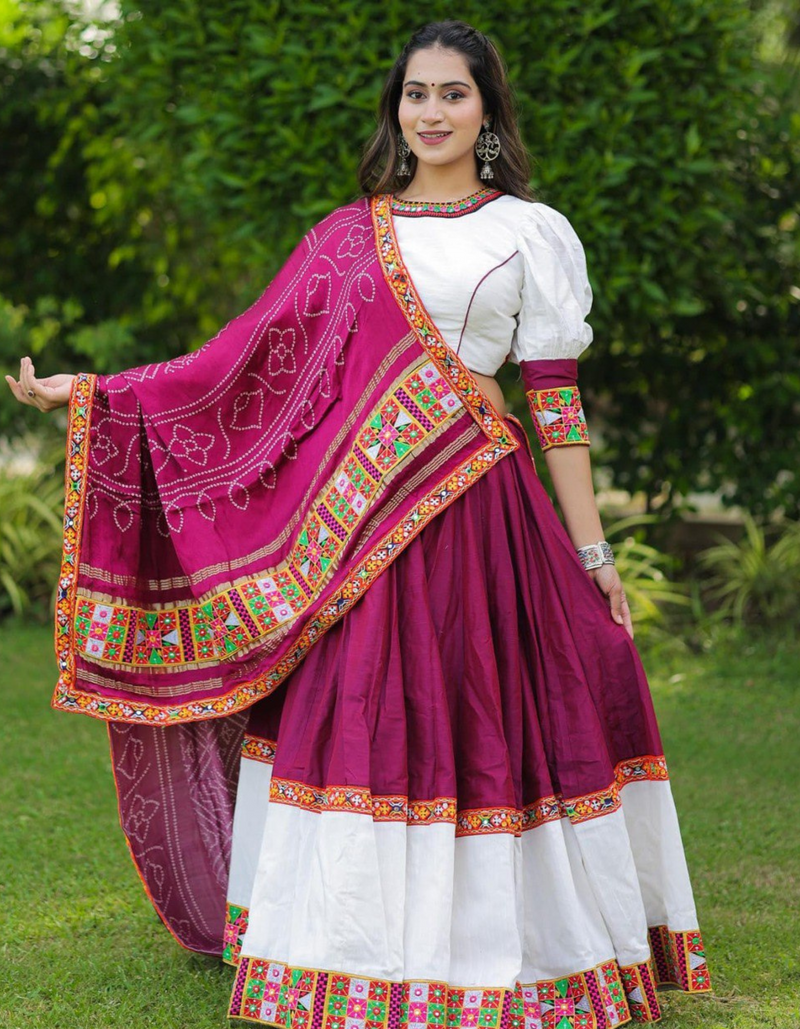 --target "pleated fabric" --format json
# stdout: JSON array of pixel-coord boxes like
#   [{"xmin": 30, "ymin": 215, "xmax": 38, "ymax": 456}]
[{"xmin": 225, "ymin": 415, "xmax": 711, "ymax": 1028}]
